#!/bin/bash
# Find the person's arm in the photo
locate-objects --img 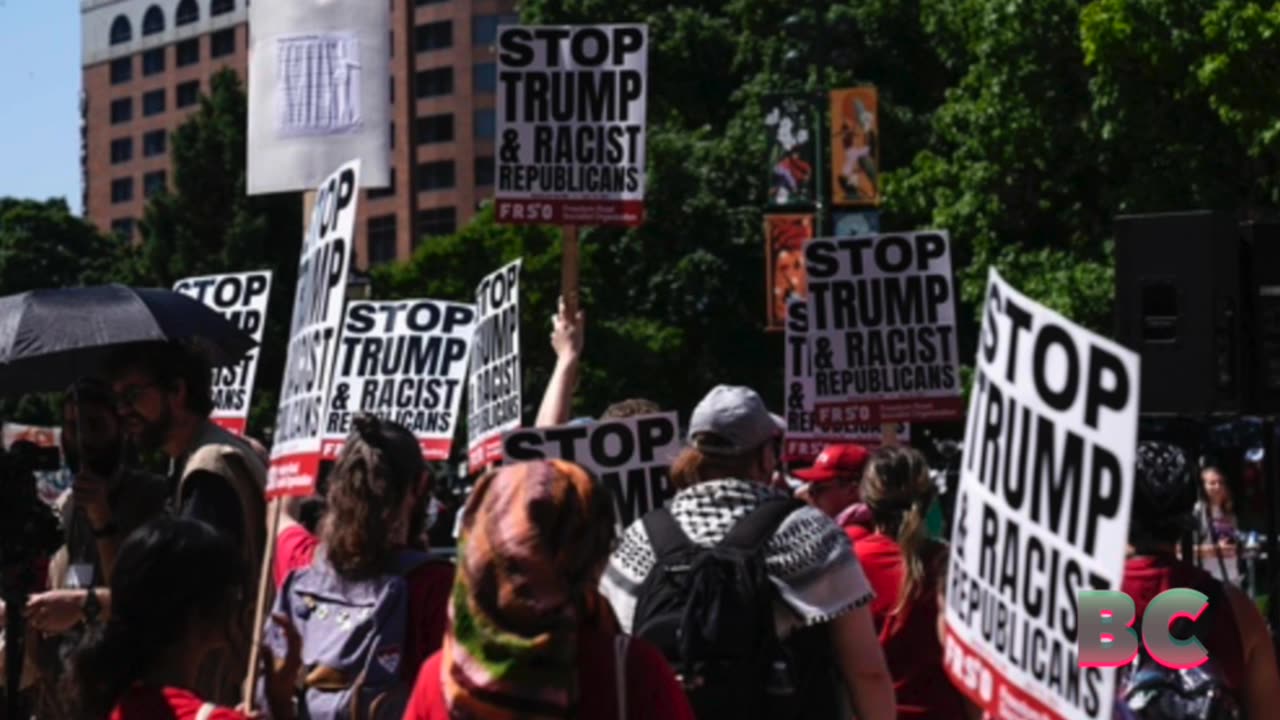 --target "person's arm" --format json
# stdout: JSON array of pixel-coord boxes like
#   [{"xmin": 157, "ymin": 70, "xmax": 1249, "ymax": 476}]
[
  {"xmin": 1225, "ymin": 583, "xmax": 1280, "ymax": 716},
  {"xmin": 829, "ymin": 605, "xmax": 896, "ymax": 720},
  {"xmin": 72, "ymin": 471, "xmax": 122, "ymax": 582},
  {"xmin": 25, "ymin": 587, "xmax": 112, "ymax": 635},
  {"xmin": 535, "ymin": 298, "xmax": 584, "ymax": 428}
]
